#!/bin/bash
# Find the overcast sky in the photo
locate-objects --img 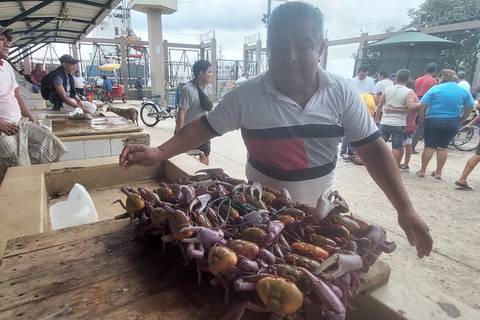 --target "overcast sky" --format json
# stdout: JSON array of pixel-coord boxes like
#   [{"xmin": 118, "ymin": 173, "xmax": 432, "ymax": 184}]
[{"xmin": 130, "ymin": 0, "xmax": 426, "ymax": 76}]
